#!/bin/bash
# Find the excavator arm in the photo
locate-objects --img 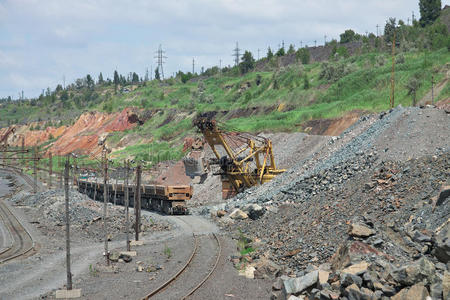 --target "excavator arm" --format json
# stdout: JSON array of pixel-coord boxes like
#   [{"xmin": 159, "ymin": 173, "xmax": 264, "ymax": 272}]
[{"xmin": 192, "ymin": 115, "xmax": 285, "ymax": 198}]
